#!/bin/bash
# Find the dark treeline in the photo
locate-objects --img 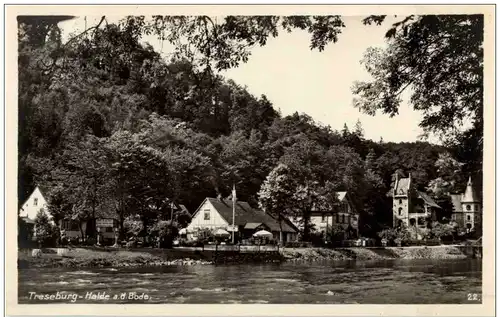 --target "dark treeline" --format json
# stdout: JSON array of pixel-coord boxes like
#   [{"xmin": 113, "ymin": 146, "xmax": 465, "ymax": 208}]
[{"xmin": 18, "ymin": 16, "xmax": 482, "ymax": 240}]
